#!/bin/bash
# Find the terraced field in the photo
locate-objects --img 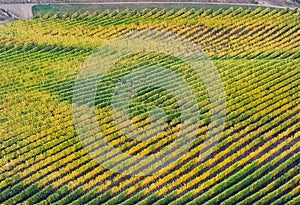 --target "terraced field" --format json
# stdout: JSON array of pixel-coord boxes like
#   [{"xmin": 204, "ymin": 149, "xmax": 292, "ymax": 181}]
[{"xmin": 0, "ymin": 7, "xmax": 299, "ymax": 205}]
